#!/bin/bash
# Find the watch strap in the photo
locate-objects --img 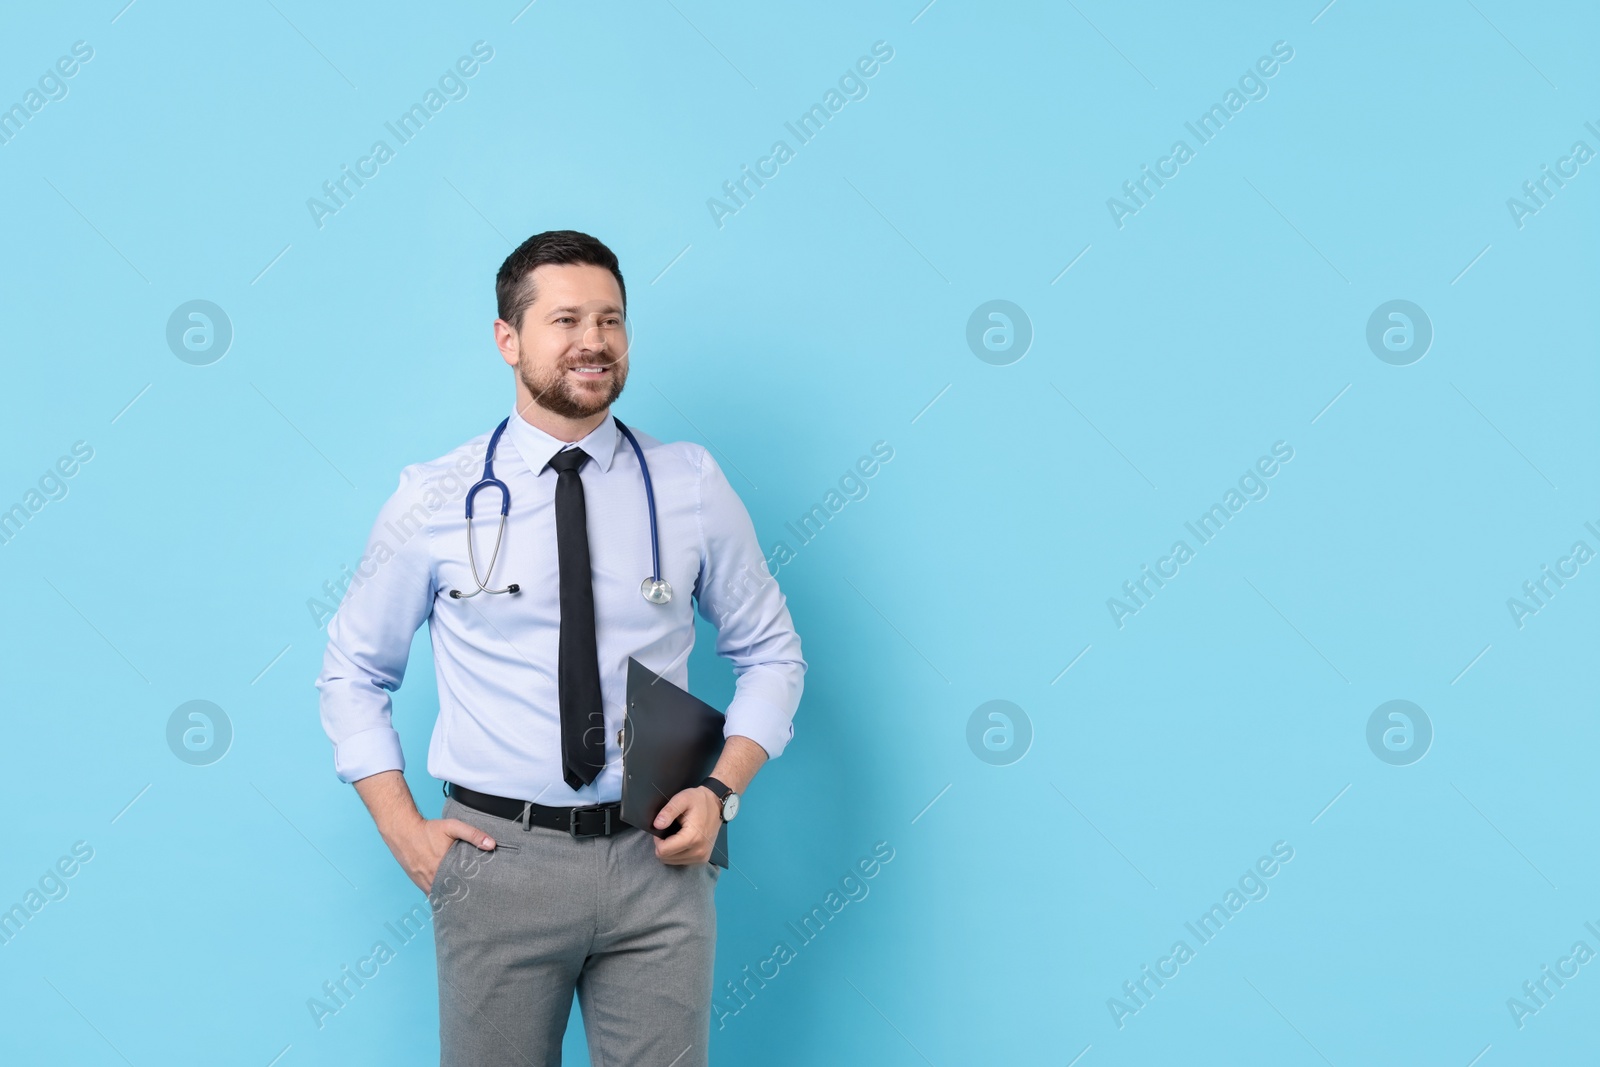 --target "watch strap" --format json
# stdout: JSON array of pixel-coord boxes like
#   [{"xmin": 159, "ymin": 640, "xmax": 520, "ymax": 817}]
[{"xmin": 700, "ymin": 775, "xmax": 732, "ymax": 800}]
